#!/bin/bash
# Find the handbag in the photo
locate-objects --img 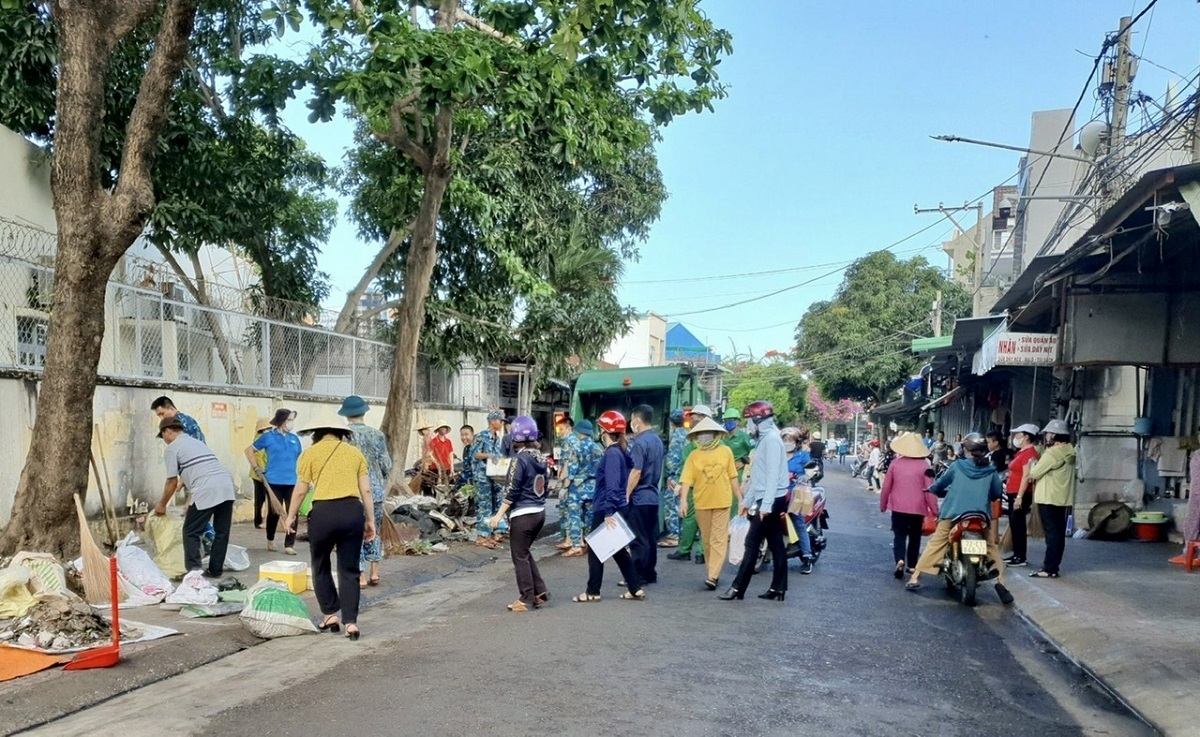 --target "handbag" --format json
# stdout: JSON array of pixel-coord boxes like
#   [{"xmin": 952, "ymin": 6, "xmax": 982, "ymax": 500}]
[{"xmin": 921, "ymin": 514, "xmax": 938, "ymax": 536}]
